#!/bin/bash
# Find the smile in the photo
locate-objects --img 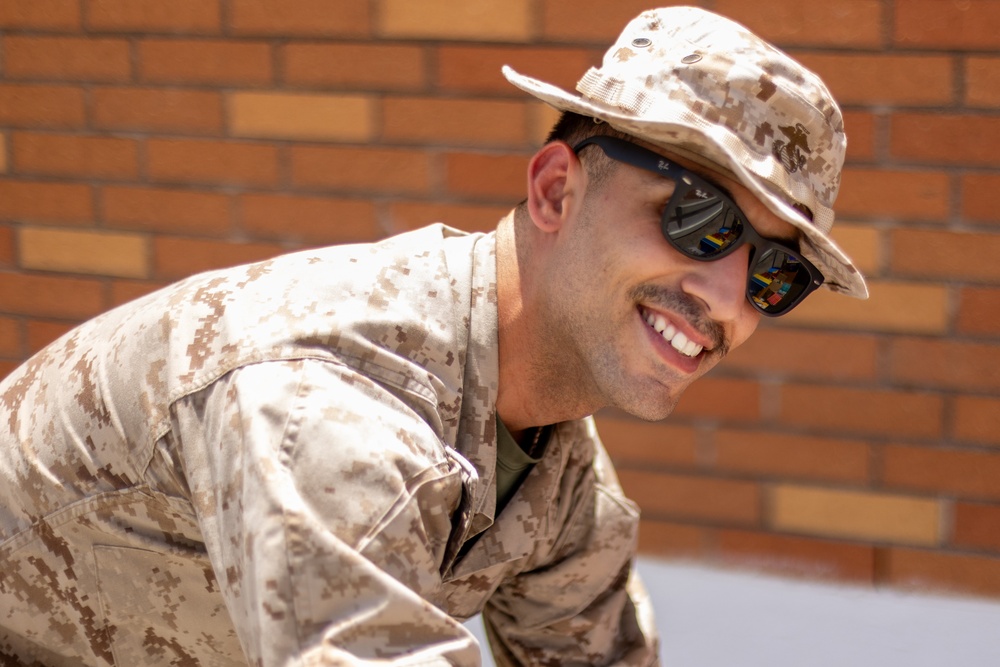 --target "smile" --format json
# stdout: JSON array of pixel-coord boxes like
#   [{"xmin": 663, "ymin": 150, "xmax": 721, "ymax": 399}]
[{"xmin": 639, "ymin": 306, "xmax": 704, "ymax": 358}]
